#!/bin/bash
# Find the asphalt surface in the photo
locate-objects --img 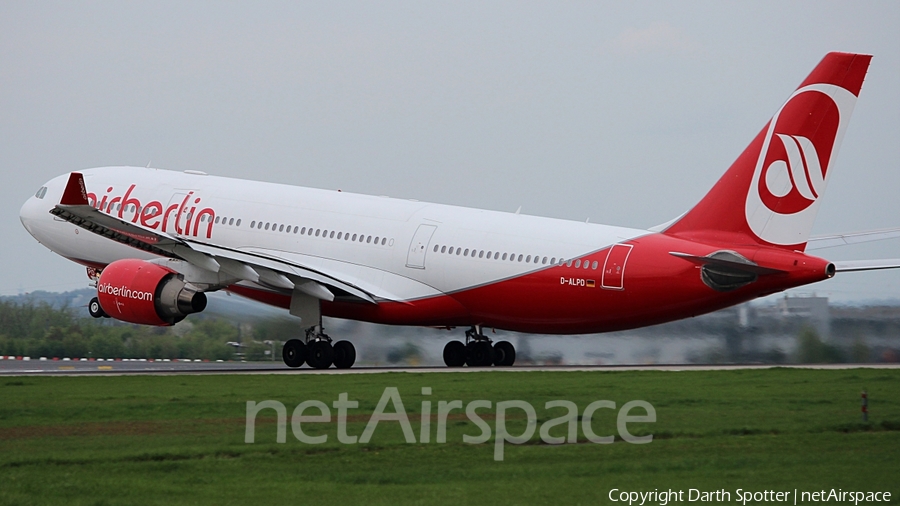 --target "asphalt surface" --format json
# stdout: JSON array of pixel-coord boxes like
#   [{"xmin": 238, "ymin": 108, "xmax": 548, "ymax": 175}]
[{"xmin": 1, "ymin": 357, "xmax": 898, "ymax": 376}]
